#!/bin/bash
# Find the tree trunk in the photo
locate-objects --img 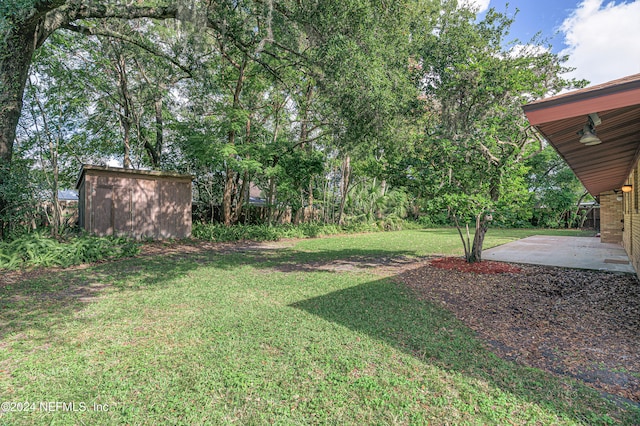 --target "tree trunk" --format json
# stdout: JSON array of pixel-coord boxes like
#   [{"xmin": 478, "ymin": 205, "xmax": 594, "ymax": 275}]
[
  {"xmin": 267, "ymin": 172, "xmax": 277, "ymax": 225},
  {"xmin": 51, "ymin": 173, "xmax": 61, "ymax": 236},
  {"xmin": 299, "ymin": 83, "xmax": 314, "ymax": 222},
  {"xmin": 452, "ymin": 211, "xmax": 492, "ymax": 263},
  {"xmin": 121, "ymin": 118, "xmax": 132, "ymax": 169},
  {"xmin": 0, "ymin": 24, "xmax": 38, "ymax": 166},
  {"xmin": 267, "ymin": 98, "xmax": 283, "ymax": 225},
  {"xmin": 154, "ymin": 96, "xmax": 163, "ymax": 165},
  {"xmin": 143, "ymin": 96, "xmax": 163, "ymax": 167},
  {"xmin": 305, "ymin": 180, "xmax": 315, "ymax": 222},
  {"xmin": 452, "ymin": 212, "xmax": 471, "ymax": 260},
  {"xmin": 232, "ymin": 116, "xmax": 252, "ymax": 224},
  {"xmin": 223, "ymin": 165, "xmax": 236, "ymax": 226},
  {"xmin": 579, "ymin": 206, "xmax": 594, "ymax": 229},
  {"xmin": 45, "ymin": 107, "xmax": 61, "ymax": 236},
  {"xmin": 222, "ymin": 55, "xmax": 247, "ymax": 226},
  {"xmin": 337, "ymin": 155, "xmax": 351, "ymax": 225},
  {"xmin": 467, "ymin": 212, "xmax": 492, "ymax": 263},
  {"xmin": 572, "ymin": 190, "xmax": 589, "ymax": 228},
  {"xmin": 113, "ymin": 51, "xmax": 134, "ymax": 168},
  {"xmin": 232, "ymin": 170, "xmax": 250, "ymax": 224},
  {"xmin": 0, "ymin": 23, "xmax": 40, "ymax": 226}
]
